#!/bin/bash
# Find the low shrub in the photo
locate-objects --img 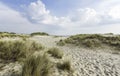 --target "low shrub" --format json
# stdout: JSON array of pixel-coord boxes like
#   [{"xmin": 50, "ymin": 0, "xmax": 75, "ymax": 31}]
[
  {"xmin": 30, "ymin": 32, "xmax": 49, "ymax": 36},
  {"xmin": 22, "ymin": 54, "xmax": 52, "ymax": 76},
  {"xmin": 47, "ymin": 47, "xmax": 63, "ymax": 59}
]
